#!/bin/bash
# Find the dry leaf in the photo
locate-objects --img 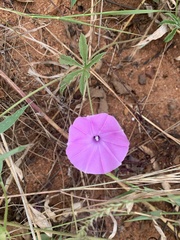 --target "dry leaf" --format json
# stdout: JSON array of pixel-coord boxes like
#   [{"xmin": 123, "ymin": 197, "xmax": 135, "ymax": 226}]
[
  {"xmin": 139, "ymin": 145, "xmax": 153, "ymax": 157},
  {"xmin": 66, "ymin": 202, "xmax": 83, "ymax": 217},
  {"xmin": 139, "ymin": 146, "xmax": 160, "ymax": 171},
  {"xmin": 112, "ymin": 79, "xmax": 131, "ymax": 95},
  {"xmin": 108, "ymin": 213, "xmax": 117, "ymax": 240},
  {"xmin": 90, "ymin": 87, "xmax": 105, "ymax": 98},
  {"xmin": 98, "ymin": 98, "xmax": 109, "ymax": 113},
  {"xmin": 161, "ymin": 181, "xmax": 171, "ymax": 191},
  {"xmin": 16, "ymin": 0, "xmax": 34, "ymax": 2},
  {"xmin": 44, "ymin": 196, "xmax": 57, "ymax": 222},
  {"xmin": 57, "ymin": 201, "xmax": 83, "ymax": 221},
  {"xmin": 90, "ymin": 87, "xmax": 109, "ymax": 113},
  {"xmin": 144, "ymin": 3, "xmax": 154, "ymax": 19},
  {"xmin": 125, "ymin": 202, "xmax": 134, "ymax": 214},
  {"xmin": 108, "ymin": 73, "xmax": 133, "ymax": 95},
  {"xmin": 175, "ymin": 56, "xmax": 180, "ymax": 61},
  {"xmin": 29, "ymin": 204, "xmax": 52, "ymax": 237},
  {"xmin": 167, "ymin": 0, "xmax": 177, "ymax": 9},
  {"xmin": 14, "ymin": 164, "xmax": 24, "ymax": 182},
  {"xmin": 135, "ymin": 25, "xmax": 168, "ymax": 48},
  {"xmin": 153, "ymin": 219, "xmax": 167, "ymax": 240}
]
